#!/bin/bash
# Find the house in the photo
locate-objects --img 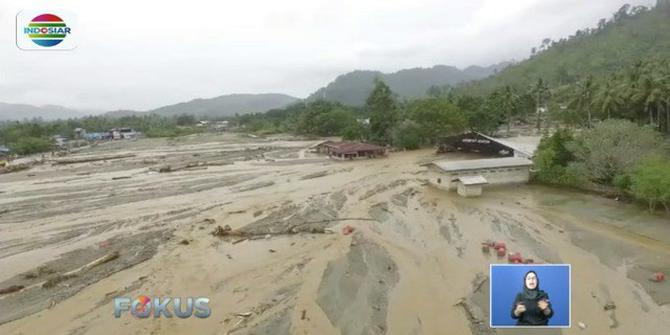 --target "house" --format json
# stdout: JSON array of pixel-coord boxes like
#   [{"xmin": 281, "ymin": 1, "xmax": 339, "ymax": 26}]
[
  {"xmin": 73, "ymin": 128, "xmax": 87, "ymax": 139},
  {"xmin": 0, "ymin": 146, "xmax": 11, "ymax": 158},
  {"xmin": 427, "ymin": 157, "xmax": 533, "ymax": 192},
  {"xmin": 84, "ymin": 132, "xmax": 111, "ymax": 141},
  {"xmin": 109, "ymin": 128, "xmax": 139, "ymax": 140},
  {"xmin": 313, "ymin": 141, "xmax": 386, "ymax": 160}
]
